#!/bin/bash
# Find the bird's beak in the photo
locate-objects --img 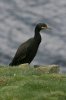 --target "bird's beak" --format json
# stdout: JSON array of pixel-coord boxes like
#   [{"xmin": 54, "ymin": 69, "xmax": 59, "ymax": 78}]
[
  {"xmin": 41, "ymin": 26, "xmax": 52, "ymax": 30},
  {"xmin": 47, "ymin": 27, "xmax": 52, "ymax": 30},
  {"xmin": 47, "ymin": 25, "xmax": 52, "ymax": 30}
]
